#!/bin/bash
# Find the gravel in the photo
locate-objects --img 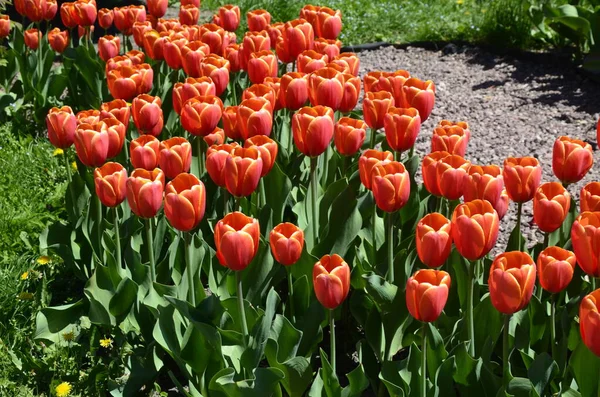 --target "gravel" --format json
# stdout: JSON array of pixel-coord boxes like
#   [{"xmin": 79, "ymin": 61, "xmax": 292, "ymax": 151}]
[{"xmin": 357, "ymin": 44, "xmax": 600, "ymax": 252}]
